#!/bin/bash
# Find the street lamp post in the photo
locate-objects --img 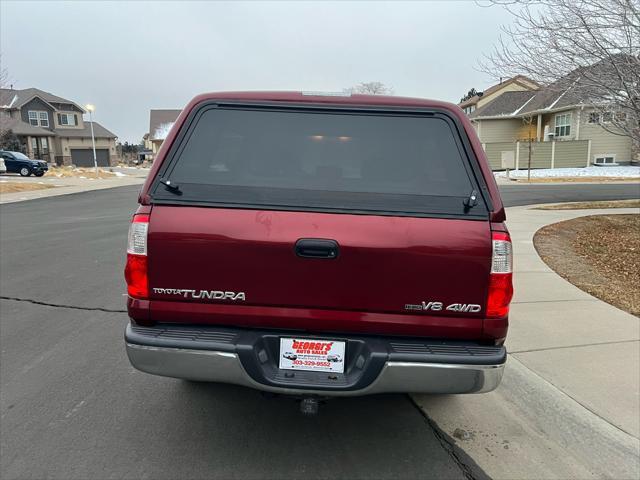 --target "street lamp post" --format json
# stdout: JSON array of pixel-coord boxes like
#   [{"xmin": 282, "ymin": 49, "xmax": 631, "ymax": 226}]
[{"xmin": 86, "ymin": 104, "xmax": 98, "ymax": 177}]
